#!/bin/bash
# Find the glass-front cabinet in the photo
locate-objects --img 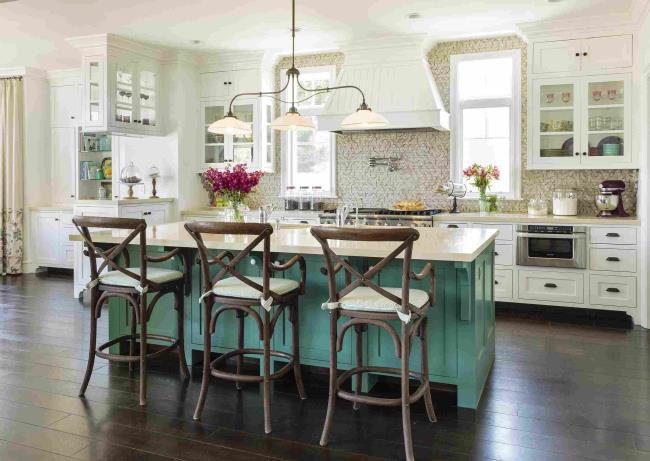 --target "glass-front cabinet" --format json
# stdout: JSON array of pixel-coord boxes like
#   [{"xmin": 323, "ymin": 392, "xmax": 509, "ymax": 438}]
[{"xmin": 531, "ymin": 74, "xmax": 631, "ymax": 169}]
